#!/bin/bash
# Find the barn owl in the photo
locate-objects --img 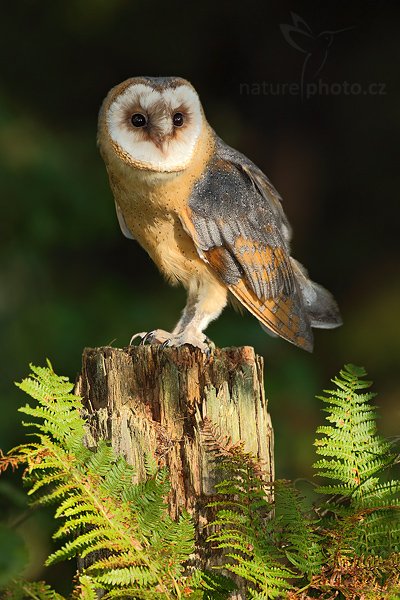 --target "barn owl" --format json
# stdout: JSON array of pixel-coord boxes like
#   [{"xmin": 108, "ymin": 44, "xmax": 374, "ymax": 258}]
[{"xmin": 98, "ymin": 76, "xmax": 341, "ymax": 352}]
